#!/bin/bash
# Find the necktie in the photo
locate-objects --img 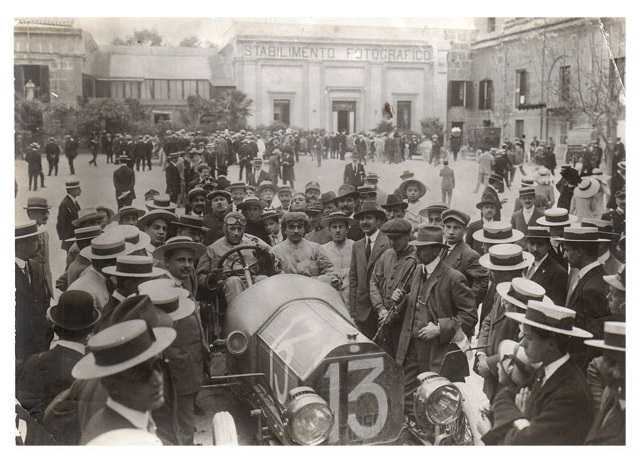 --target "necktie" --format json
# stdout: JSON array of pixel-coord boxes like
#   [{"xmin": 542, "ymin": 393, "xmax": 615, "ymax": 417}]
[
  {"xmin": 566, "ymin": 268, "xmax": 580, "ymax": 304},
  {"xmin": 365, "ymin": 237, "xmax": 371, "ymax": 259}
]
